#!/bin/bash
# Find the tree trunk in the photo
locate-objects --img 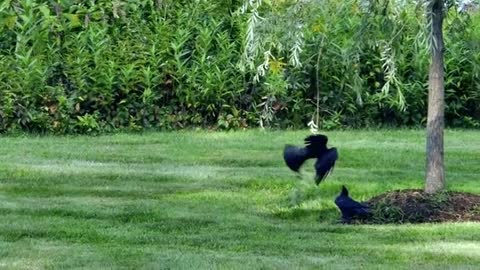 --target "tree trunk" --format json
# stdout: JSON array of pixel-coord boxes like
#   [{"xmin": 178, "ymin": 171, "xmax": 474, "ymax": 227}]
[{"xmin": 425, "ymin": 0, "xmax": 445, "ymax": 194}]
